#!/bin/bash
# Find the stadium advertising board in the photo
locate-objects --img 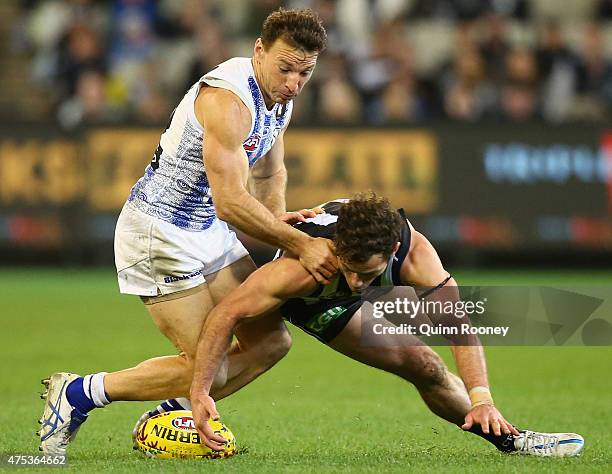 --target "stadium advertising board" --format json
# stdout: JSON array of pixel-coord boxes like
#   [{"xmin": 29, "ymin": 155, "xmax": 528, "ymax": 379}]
[
  {"xmin": 419, "ymin": 124, "xmax": 612, "ymax": 250},
  {"xmin": 0, "ymin": 125, "xmax": 610, "ymax": 254},
  {"xmin": 283, "ymin": 130, "xmax": 437, "ymax": 213}
]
